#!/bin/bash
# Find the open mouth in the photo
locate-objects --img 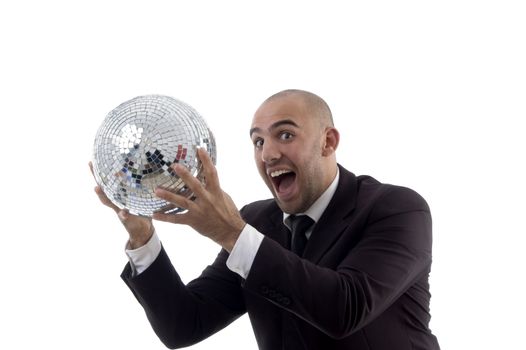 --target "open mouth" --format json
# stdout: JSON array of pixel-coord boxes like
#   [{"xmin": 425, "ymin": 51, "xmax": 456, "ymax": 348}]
[{"xmin": 269, "ymin": 169, "xmax": 296, "ymax": 195}]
